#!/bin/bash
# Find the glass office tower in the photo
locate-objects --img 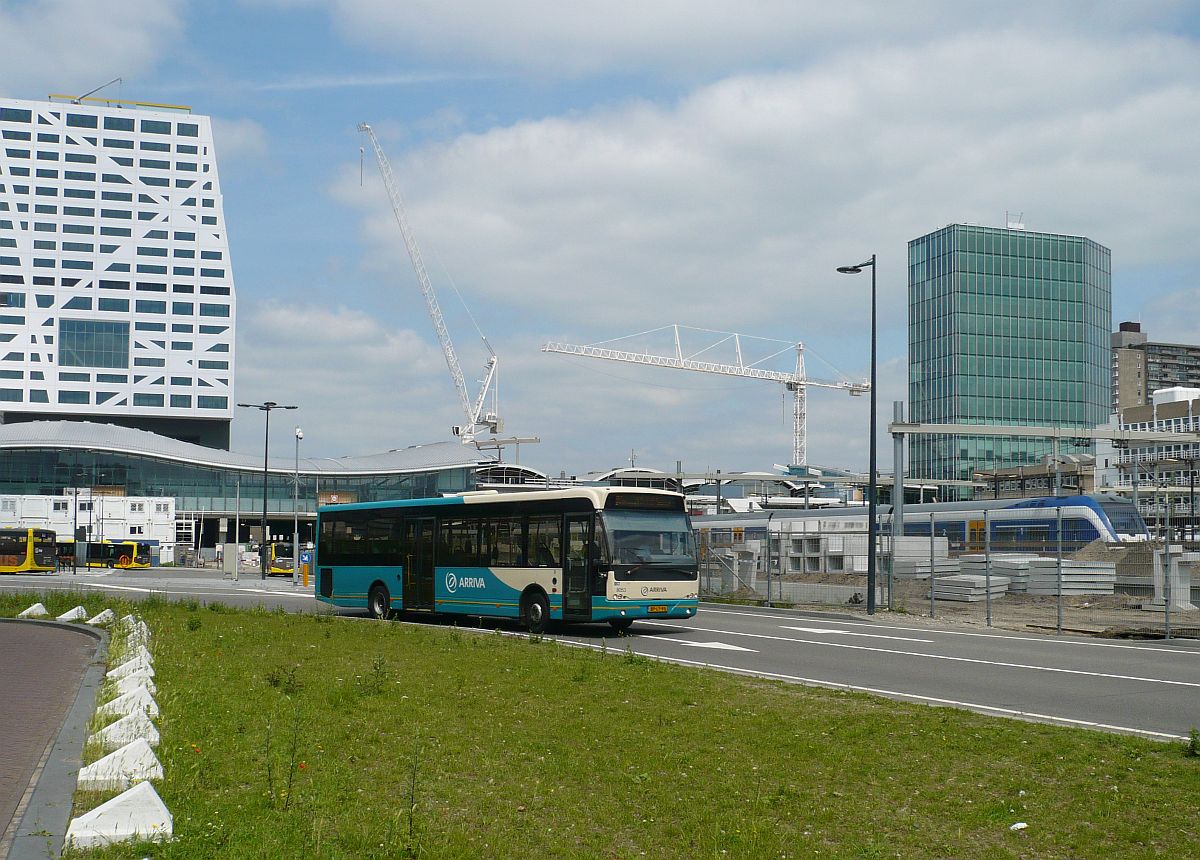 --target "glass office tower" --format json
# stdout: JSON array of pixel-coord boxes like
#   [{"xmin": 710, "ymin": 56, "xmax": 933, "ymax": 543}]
[{"xmin": 908, "ymin": 224, "xmax": 1111, "ymax": 496}]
